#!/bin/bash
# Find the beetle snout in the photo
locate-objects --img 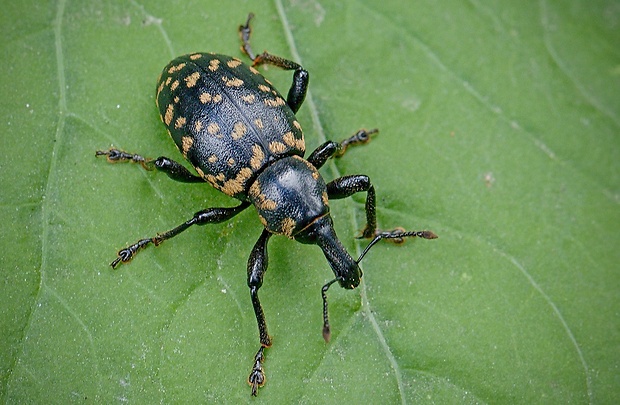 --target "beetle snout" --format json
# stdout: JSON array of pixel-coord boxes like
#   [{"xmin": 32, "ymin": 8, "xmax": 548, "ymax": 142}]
[
  {"xmin": 338, "ymin": 264, "xmax": 361, "ymax": 289},
  {"xmin": 308, "ymin": 215, "xmax": 362, "ymax": 289}
]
